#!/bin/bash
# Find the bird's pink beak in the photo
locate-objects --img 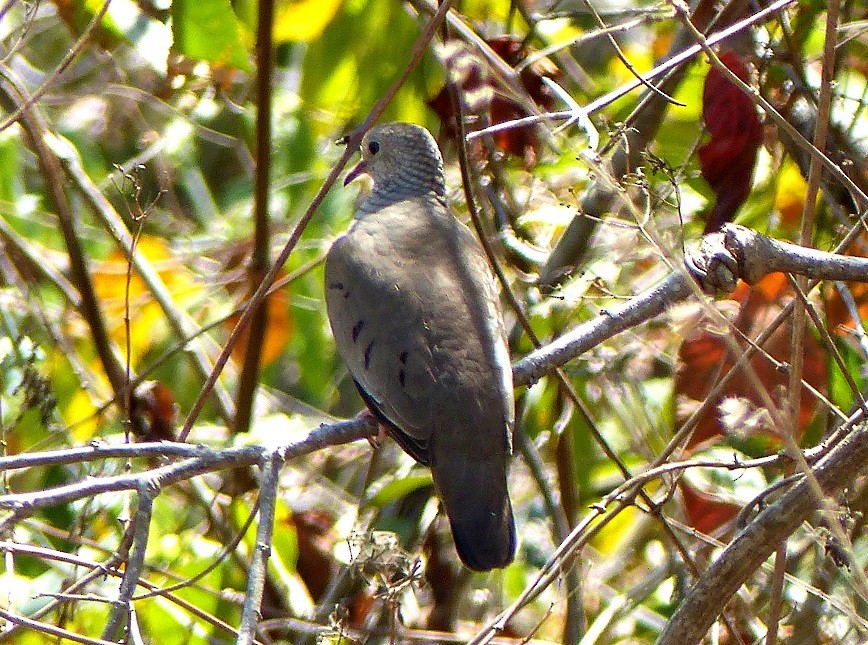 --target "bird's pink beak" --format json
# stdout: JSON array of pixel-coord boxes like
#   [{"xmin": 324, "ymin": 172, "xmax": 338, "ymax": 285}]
[{"xmin": 344, "ymin": 159, "xmax": 369, "ymax": 186}]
